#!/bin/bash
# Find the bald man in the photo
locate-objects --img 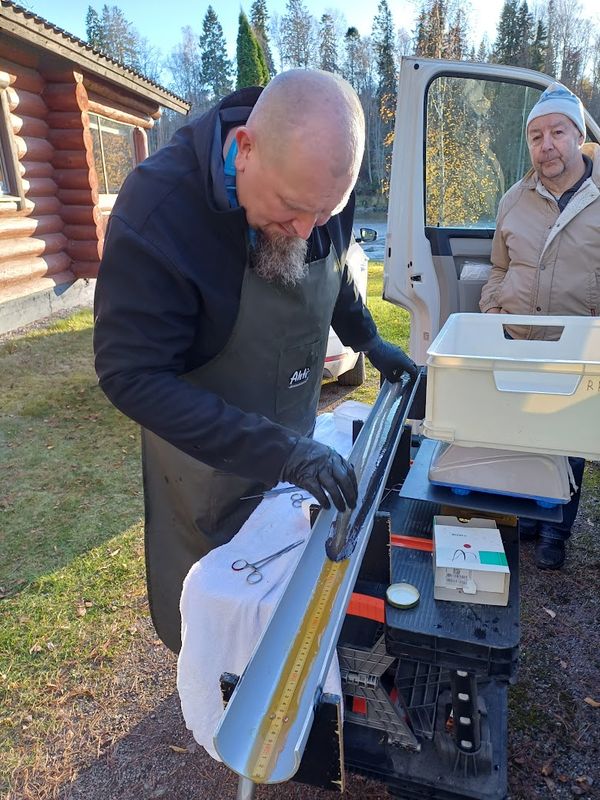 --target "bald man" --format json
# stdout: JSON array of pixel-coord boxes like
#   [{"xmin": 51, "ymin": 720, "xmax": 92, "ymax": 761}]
[{"xmin": 94, "ymin": 70, "xmax": 416, "ymax": 653}]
